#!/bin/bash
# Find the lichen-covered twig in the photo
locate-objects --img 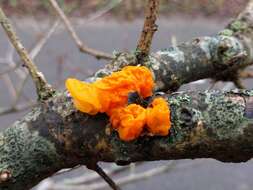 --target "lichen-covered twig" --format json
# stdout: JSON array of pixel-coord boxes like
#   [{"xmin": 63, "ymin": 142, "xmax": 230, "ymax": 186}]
[
  {"xmin": 0, "ymin": 7, "xmax": 55, "ymax": 100},
  {"xmin": 48, "ymin": 0, "xmax": 113, "ymax": 60},
  {"xmin": 136, "ymin": 0, "xmax": 159, "ymax": 61}
]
